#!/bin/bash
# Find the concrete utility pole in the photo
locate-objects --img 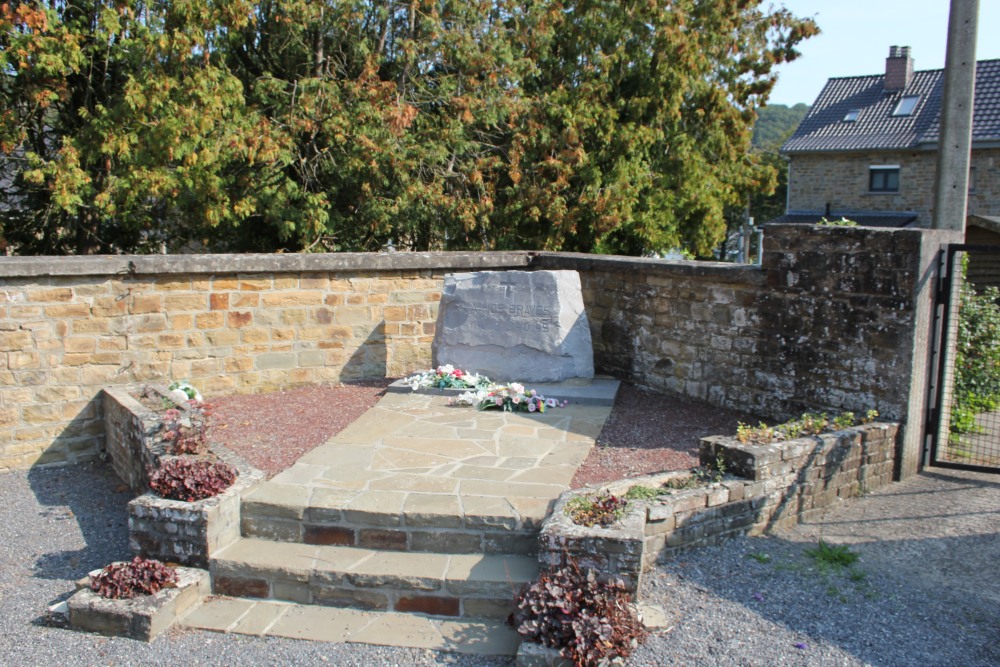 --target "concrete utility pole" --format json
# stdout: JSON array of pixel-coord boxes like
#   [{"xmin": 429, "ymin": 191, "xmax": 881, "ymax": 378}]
[{"xmin": 931, "ymin": 0, "xmax": 979, "ymax": 232}]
